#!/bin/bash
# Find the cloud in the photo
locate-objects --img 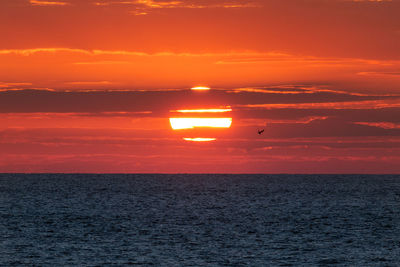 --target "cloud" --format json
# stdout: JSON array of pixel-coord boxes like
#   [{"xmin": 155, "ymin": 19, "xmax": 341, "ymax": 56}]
[
  {"xmin": 65, "ymin": 81, "xmax": 115, "ymax": 86},
  {"xmin": 2, "ymin": 47, "xmax": 400, "ymax": 91},
  {"xmin": 29, "ymin": 0, "xmax": 70, "ymax": 6},
  {"xmin": 239, "ymin": 99, "xmax": 400, "ymax": 110},
  {"xmin": 0, "ymin": 86, "xmax": 395, "ymax": 114},
  {"xmin": 73, "ymin": 61, "xmax": 131, "ymax": 65},
  {"xmin": 215, "ymin": 54, "xmax": 395, "ymax": 66},
  {"xmin": 0, "ymin": 48, "xmax": 296, "ymax": 58},
  {"xmin": 0, "ymin": 82, "xmax": 32, "ymax": 88},
  {"xmin": 93, "ymin": 0, "xmax": 260, "ymax": 12},
  {"xmin": 357, "ymin": 71, "xmax": 400, "ymax": 77},
  {"xmin": 137, "ymin": 0, "xmax": 260, "ymax": 9},
  {"xmin": 345, "ymin": 0, "xmax": 393, "ymax": 2},
  {"xmin": 92, "ymin": 0, "xmax": 261, "ymax": 16},
  {"xmin": 354, "ymin": 122, "xmax": 400, "ymax": 129},
  {"xmin": 1, "ymin": 127, "xmax": 399, "ymax": 173},
  {"xmin": 271, "ymin": 116, "xmax": 330, "ymax": 124},
  {"xmin": 0, "ymin": 48, "xmax": 90, "ymax": 56},
  {"xmin": 227, "ymin": 85, "xmax": 387, "ymax": 97},
  {"xmin": 1, "ymin": 47, "xmax": 399, "ymax": 67}
]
